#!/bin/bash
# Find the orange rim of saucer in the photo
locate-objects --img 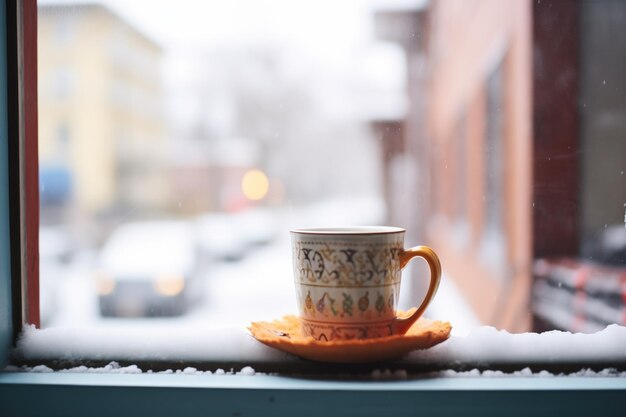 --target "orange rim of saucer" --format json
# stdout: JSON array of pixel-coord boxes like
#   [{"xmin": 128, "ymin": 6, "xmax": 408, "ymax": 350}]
[{"xmin": 248, "ymin": 310, "xmax": 452, "ymax": 363}]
